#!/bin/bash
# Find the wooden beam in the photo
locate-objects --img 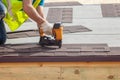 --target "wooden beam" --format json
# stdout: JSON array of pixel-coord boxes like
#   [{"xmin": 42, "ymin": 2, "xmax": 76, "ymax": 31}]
[
  {"xmin": 0, "ymin": 62, "xmax": 120, "ymax": 80},
  {"xmin": 0, "ymin": 62, "xmax": 120, "ymax": 67}
]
